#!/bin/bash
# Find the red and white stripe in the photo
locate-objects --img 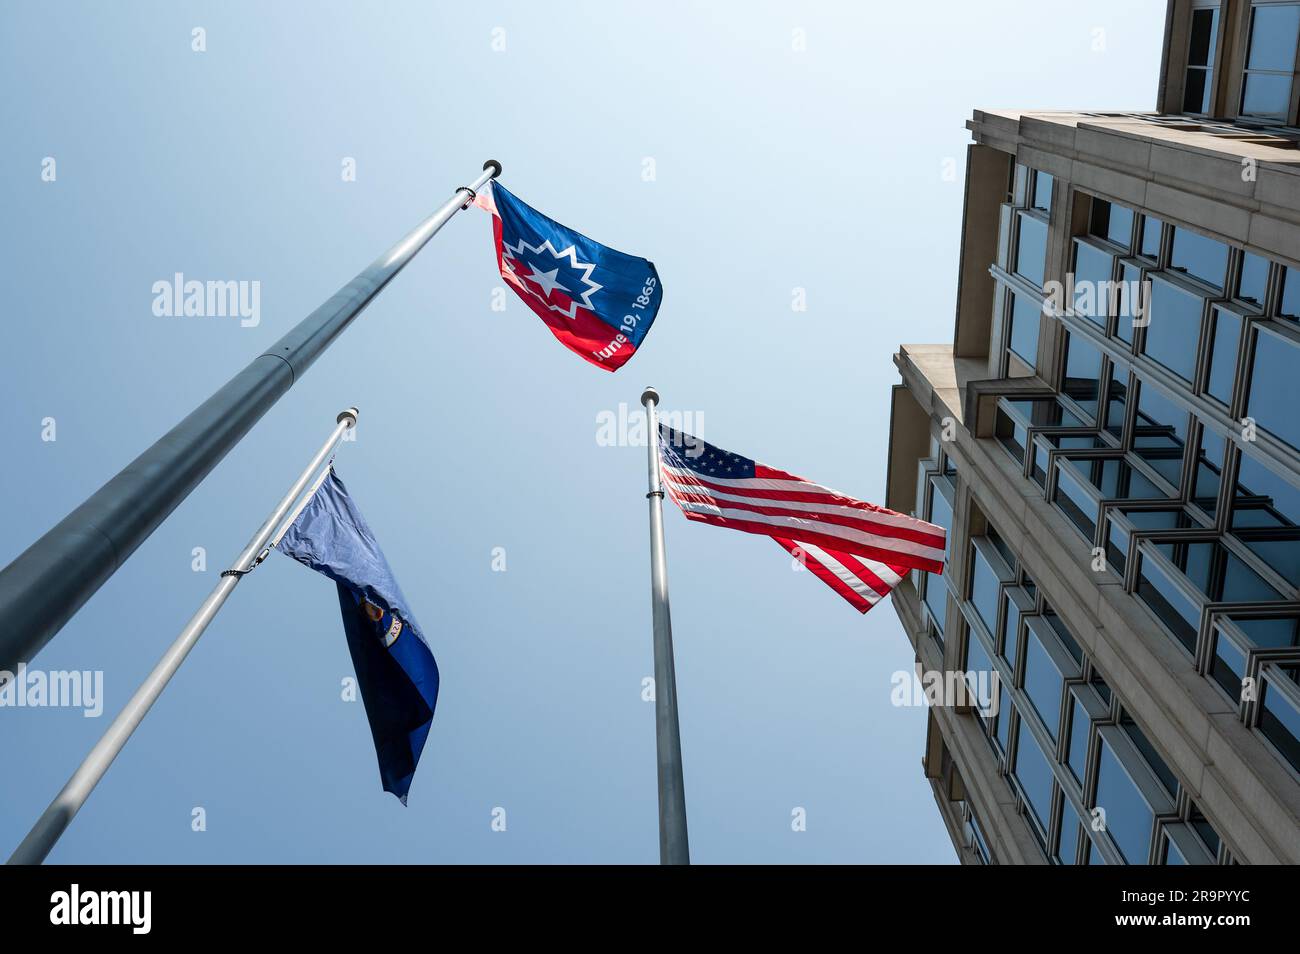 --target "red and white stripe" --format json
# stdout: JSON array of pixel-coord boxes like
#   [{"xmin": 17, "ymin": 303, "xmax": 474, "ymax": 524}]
[
  {"xmin": 772, "ymin": 538, "xmax": 907, "ymax": 613},
  {"xmin": 659, "ymin": 443, "xmax": 945, "ymax": 614}
]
